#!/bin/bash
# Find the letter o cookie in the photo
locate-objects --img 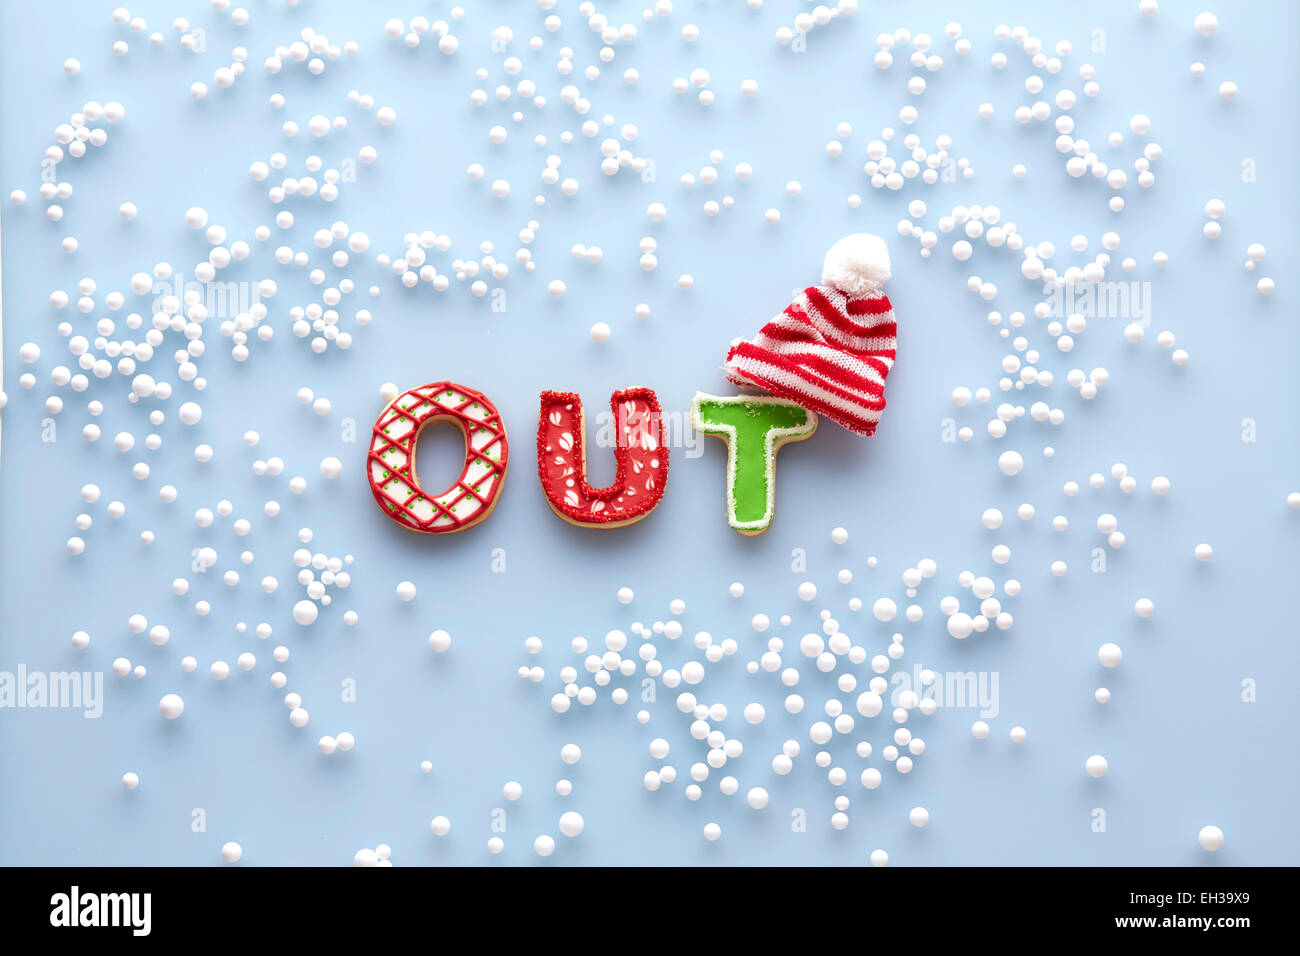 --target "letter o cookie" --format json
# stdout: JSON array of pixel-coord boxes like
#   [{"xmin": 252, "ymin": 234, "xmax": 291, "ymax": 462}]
[{"xmin": 368, "ymin": 382, "xmax": 509, "ymax": 534}]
